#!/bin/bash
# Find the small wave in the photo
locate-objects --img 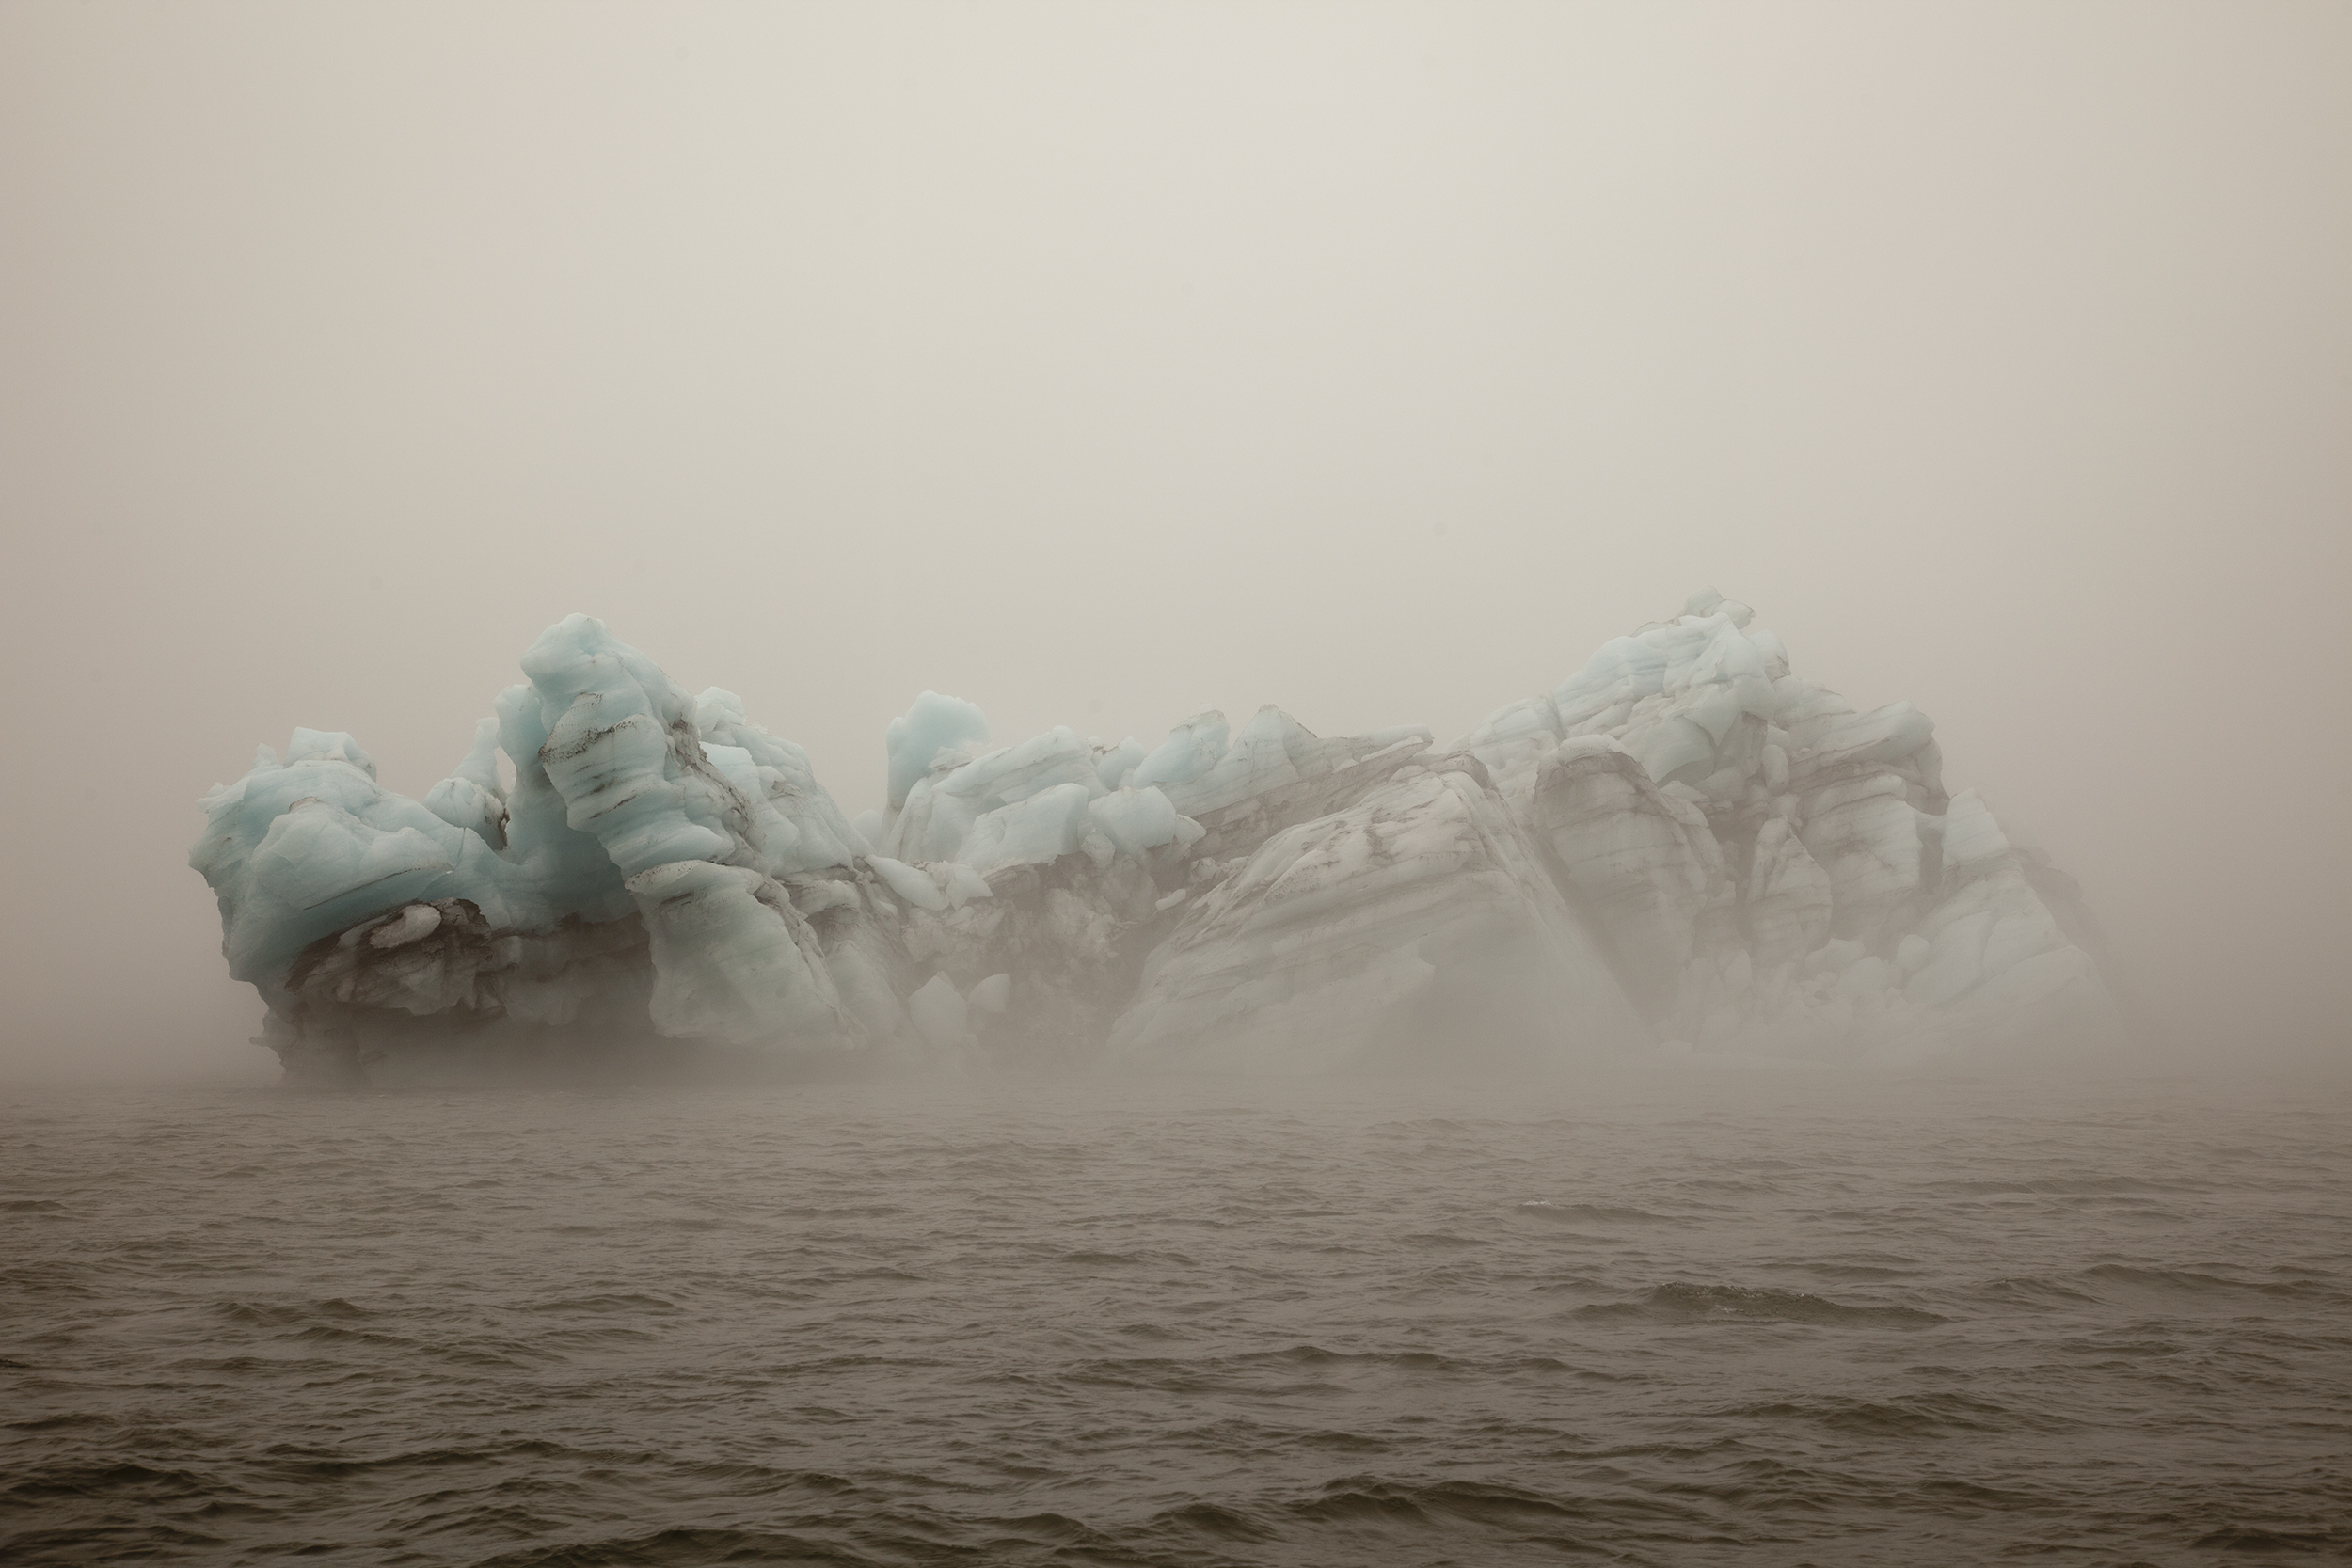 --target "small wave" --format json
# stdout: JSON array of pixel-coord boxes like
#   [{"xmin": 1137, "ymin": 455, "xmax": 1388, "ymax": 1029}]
[
  {"xmin": 973, "ymin": 1511, "xmax": 1123, "ymax": 1548},
  {"xmin": 526, "ymin": 1325, "xmax": 661, "ymax": 1348},
  {"xmin": 166, "ymin": 1353, "xmax": 342, "ymax": 1375},
  {"xmin": 1296, "ymin": 1428, "xmax": 1392, "ymax": 1452},
  {"xmin": 518, "ymin": 1293, "xmax": 683, "ymax": 1315},
  {"xmin": 1731, "ymin": 1391, "xmax": 2026, "ymax": 1433},
  {"xmin": 1516, "ymin": 1200, "xmax": 1665, "ymax": 1222},
  {"xmin": 0, "ymin": 1262, "xmax": 99, "ymax": 1297},
  {"xmin": 2, "ymin": 1461, "xmax": 220, "ymax": 1503},
  {"xmin": 2081, "ymin": 1264, "xmax": 2338, "ymax": 1300},
  {"xmin": 258, "ymin": 1445, "xmax": 495, "ymax": 1481},
  {"xmin": 1915, "ymin": 1475, "xmax": 2047, "ymax": 1506},
  {"xmin": 1289, "ymin": 1475, "xmax": 1705, "ymax": 1528},
  {"xmin": 1949, "ymin": 1176, "xmax": 2205, "ymax": 1196},
  {"xmin": 437, "ymin": 1345, "xmax": 548, "ymax": 1370},
  {"xmin": 1114, "ymin": 1321, "xmax": 1188, "ymax": 1340},
  {"xmin": 2, "ymin": 1198, "xmax": 65, "ymax": 1212},
  {"xmin": 1150, "ymin": 1500, "xmax": 1279, "ymax": 1542},
  {"xmin": 1969, "ymin": 1275, "xmax": 2103, "ymax": 1308},
  {"xmin": 1529, "ymin": 1273, "xmax": 1615, "ymax": 1294},
  {"xmin": 215, "ymin": 1297, "xmax": 372, "ymax": 1326},
  {"xmin": 1061, "ymin": 1344, "xmax": 1463, "ymax": 1394},
  {"xmin": 470, "ymin": 1526, "xmax": 882, "ymax": 1566},
  {"xmin": 1508, "ymin": 1354, "xmax": 1649, "ymax": 1382},
  {"xmin": 255, "ymin": 1437, "xmax": 657, "ymax": 1481},
  {"xmin": 1756, "ymin": 1259, "xmax": 1920, "ymax": 1281},
  {"xmin": 1574, "ymin": 1282, "xmax": 1946, "ymax": 1327},
  {"xmin": 292, "ymin": 1323, "xmax": 417, "ymax": 1349},
  {"xmin": 2194, "ymin": 1525, "xmax": 2352, "ymax": 1553},
  {"xmin": 1246, "ymin": 1344, "xmax": 1457, "ymax": 1370},
  {"xmin": 4, "ymin": 1412, "xmax": 116, "ymax": 1433}
]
